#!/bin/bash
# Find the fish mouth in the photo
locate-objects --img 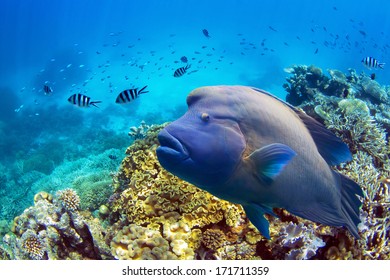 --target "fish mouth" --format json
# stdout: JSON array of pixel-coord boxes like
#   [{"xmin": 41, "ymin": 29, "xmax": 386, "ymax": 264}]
[{"xmin": 156, "ymin": 129, "xmax": 190, "ymax": 164}]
